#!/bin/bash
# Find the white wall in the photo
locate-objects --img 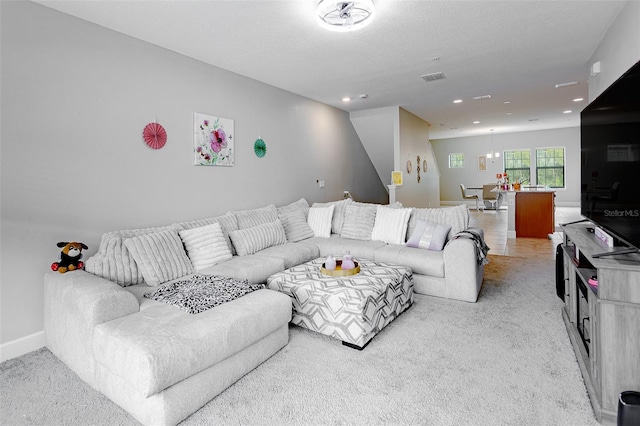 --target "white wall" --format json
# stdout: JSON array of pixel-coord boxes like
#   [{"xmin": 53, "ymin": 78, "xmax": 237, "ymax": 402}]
[
  {"xmin": 587, "ymin": 1, "xmax": 640, "ymax": 102},
  {"xmin": 431, "ymin": 127, "xmax": 581, "ymax": 206},
  {"xmin": 397, "ymin": 108, "xmax": 440, "ymax": 207},
  {"xmin": 0, "ymin": 1, "xmax": 386, "ymax": 352}
]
